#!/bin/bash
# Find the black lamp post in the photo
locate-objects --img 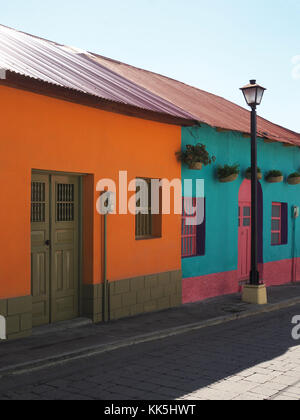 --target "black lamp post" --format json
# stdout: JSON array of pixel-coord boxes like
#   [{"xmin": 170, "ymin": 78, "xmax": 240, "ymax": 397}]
[{"xmin": 240, "ymin": 80, "xmax": 266, "ymax": 286}]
